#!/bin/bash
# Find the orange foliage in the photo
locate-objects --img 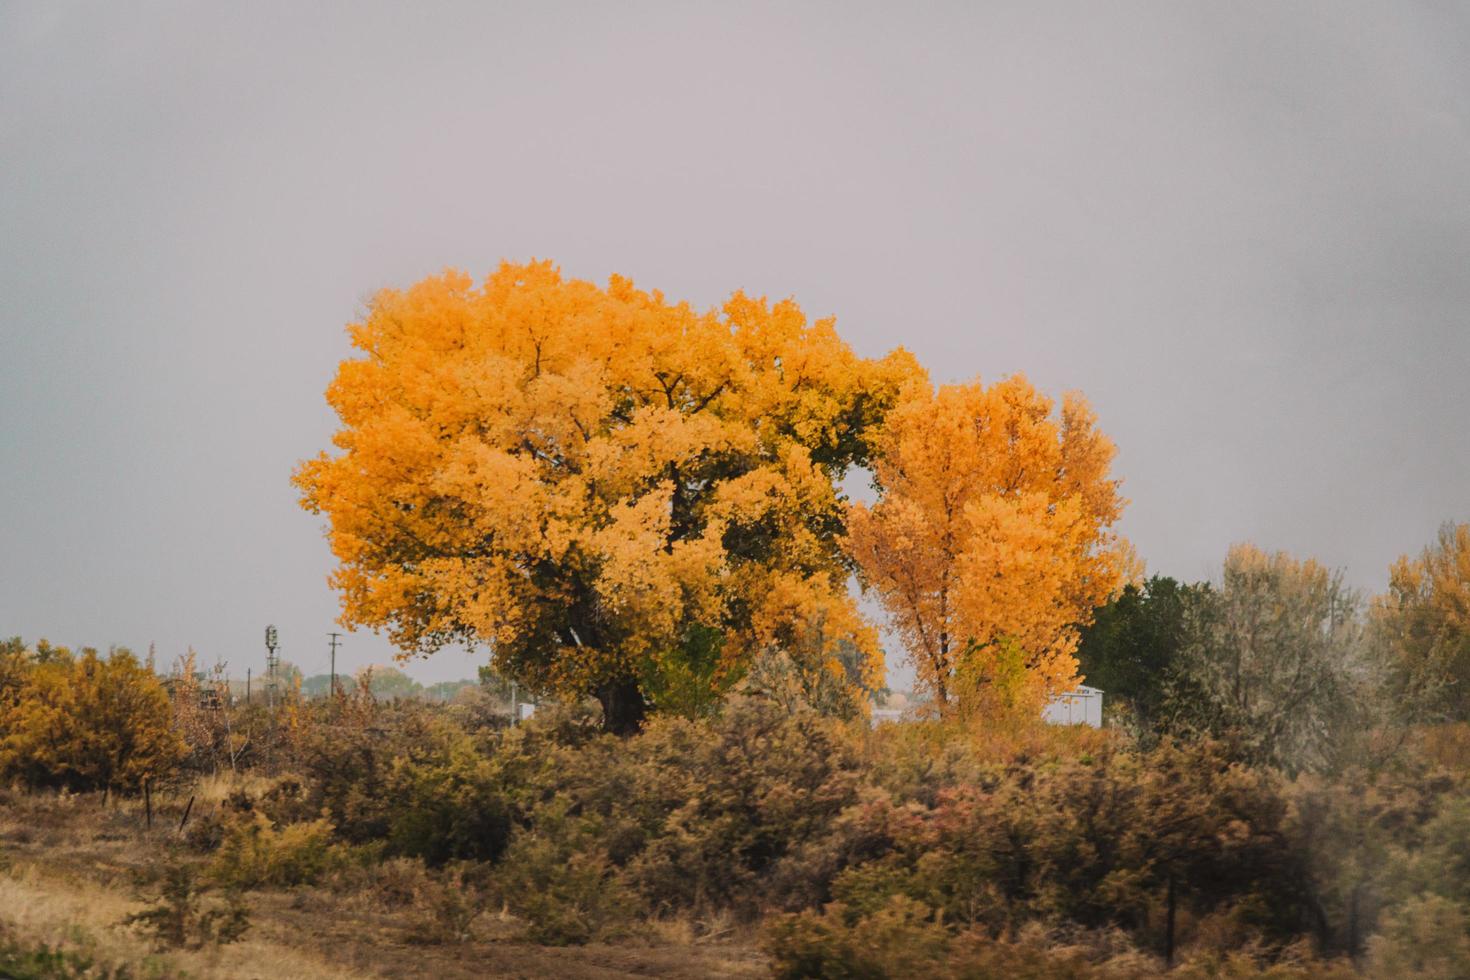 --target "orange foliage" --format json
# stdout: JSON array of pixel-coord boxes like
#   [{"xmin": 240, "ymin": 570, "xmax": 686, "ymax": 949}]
[
  {"xmin": 295, "ymin": 261, "xmax": 921, "ymax": 728},
  {"xmin": 847, "ymin": 376, "xmax": 1132, "ymax": 713}
]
